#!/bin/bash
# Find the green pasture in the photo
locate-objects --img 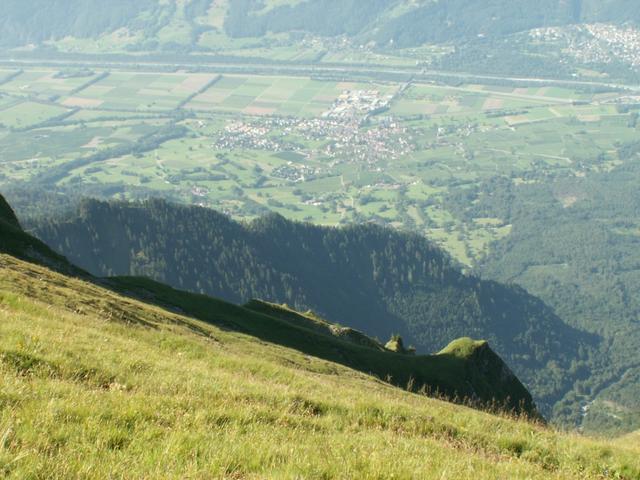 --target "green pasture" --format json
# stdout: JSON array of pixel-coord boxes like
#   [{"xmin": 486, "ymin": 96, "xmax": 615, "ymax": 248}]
[
  {"xmin": 0, "ymin": 101, "xmax": 69, "ymax": 129},
  {"xmin": 67, "ymin": 109, "xmax": 159, "ymax": 122},
  {"xmin": 59, "ymin": 72, "xmax": 218, "ymax": 111},
  {"xmin": 188, "ymin": 75, "xmax": 396, "ymax": 117},
  {"xmin": 0, "ymin": 66, "xmax": 639, "ymax": 264},
  {"xmin": 0, "ymin": 95, "xmax": 17, "ymax": 110},
  {"xmin": 390, "ymin": 83, "xmax": 584, "ymax": 118},
  {"xmin": 0, "ymin": 70, "xmax": 96, "ymax": 97}
]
